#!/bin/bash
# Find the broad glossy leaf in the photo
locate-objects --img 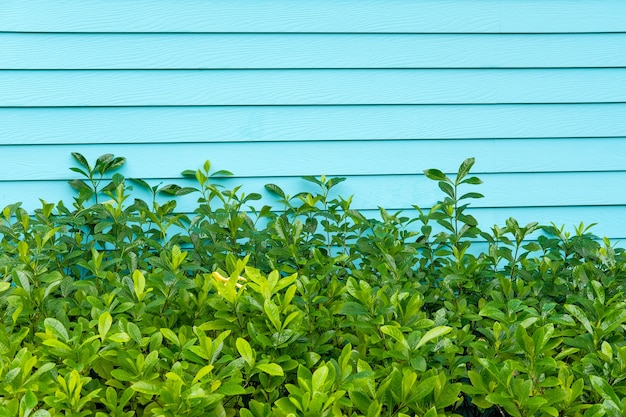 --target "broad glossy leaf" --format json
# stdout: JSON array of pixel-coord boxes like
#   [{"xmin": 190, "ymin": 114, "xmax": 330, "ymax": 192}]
[
  {"xmin": 416, "ymin": 326, "xmax": 452, "ymax": 349},
  {"xmin": 255, "ymin": 363, "xmax": 283, "ymax": 376},
  {"xmin": 457, "ymin": 157, "xmax": 476, "ymax": 182},
  {"xmin": 236, "ymin": 338, "xmax": 255, "ymax": 367},
  {"xmin": 44, "ymin": 318, "xmax": 69, "ymax": 342},
  {"xmin": 424, "ymin": 168, "xmax": 449, "ymax": 182},
  {"xmin": 131, "ymin": 381, "xmax": 161, "ymax": 396}
]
